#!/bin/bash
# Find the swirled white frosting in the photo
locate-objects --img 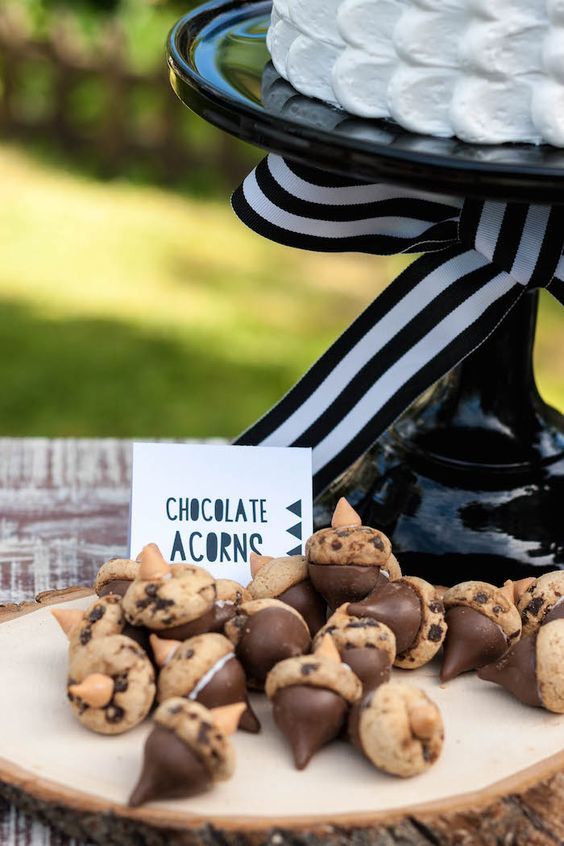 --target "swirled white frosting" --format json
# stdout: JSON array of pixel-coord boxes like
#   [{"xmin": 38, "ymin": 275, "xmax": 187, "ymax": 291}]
[{"xmin": 267, "ymin": 0, "xmax": 564, "ymax": 146}]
